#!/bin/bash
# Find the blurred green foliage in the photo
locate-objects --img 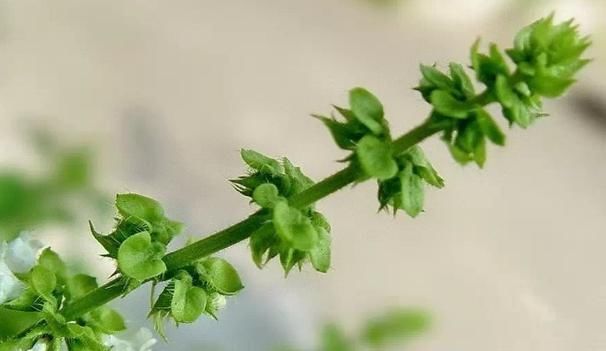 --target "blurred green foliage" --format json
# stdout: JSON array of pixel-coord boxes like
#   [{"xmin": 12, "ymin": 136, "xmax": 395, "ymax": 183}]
[
  {"xmin": 0, "ymin": 129, "xmax": 106, "ymax": 340},
  {"xmin": 0, "ymin": 129, "xmax": 106, "ymax": 240},
  {"xmin": 274, "ymin": 308, "xmax": 430, "ymax": 351}
]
